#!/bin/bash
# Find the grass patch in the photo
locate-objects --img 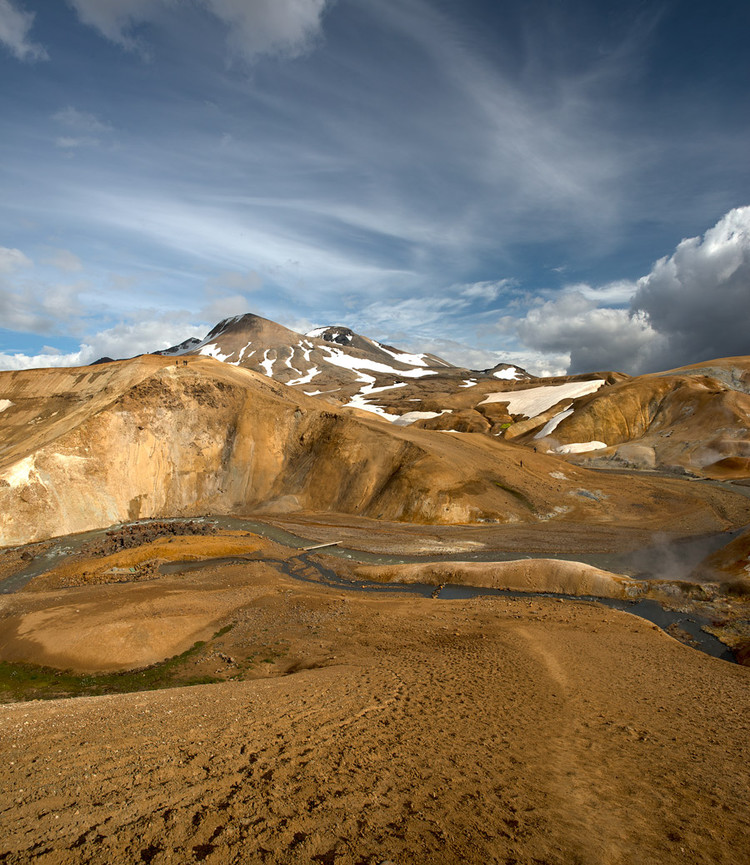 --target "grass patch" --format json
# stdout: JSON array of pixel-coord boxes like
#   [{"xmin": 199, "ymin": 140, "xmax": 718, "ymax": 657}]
[{"xmin": 0, "ymin": 625, "xmax": 234, "ymax": 703}]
